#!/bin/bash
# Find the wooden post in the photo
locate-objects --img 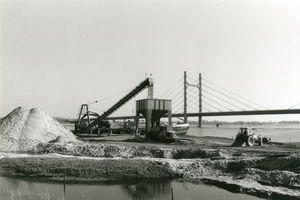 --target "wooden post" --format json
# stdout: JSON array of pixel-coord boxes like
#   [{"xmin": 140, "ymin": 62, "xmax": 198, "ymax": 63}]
[
  {"xmin": 171, "ymin": 187, "xmax": 174, "ymax": 200},
  {"xmin": 64, "ymin": 168, "xmax": 66, "ymax": 182},
  {"xmin": 63, "ymin": 168, "xmax": 66, "ymax": 194},
  {"xmin": 198, "ymin": 73, "xmax": 202, "ymax": 127},
  {"xmin": 184, "ymin": 71, "xmax": 187, "ymax": 123}
]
